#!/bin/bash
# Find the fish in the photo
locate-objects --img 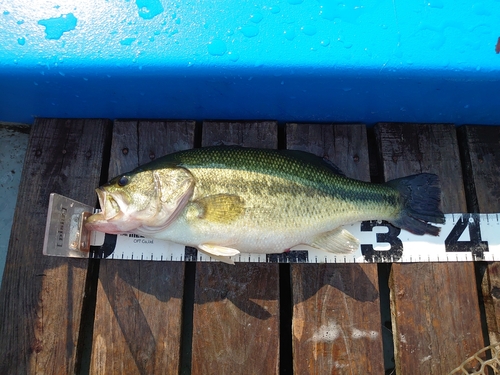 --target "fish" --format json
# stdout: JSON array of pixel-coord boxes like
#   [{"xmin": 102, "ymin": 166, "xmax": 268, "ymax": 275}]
[{"xmin": 85, "ymin": 146, "xmax": 445, "ymax": 264}]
